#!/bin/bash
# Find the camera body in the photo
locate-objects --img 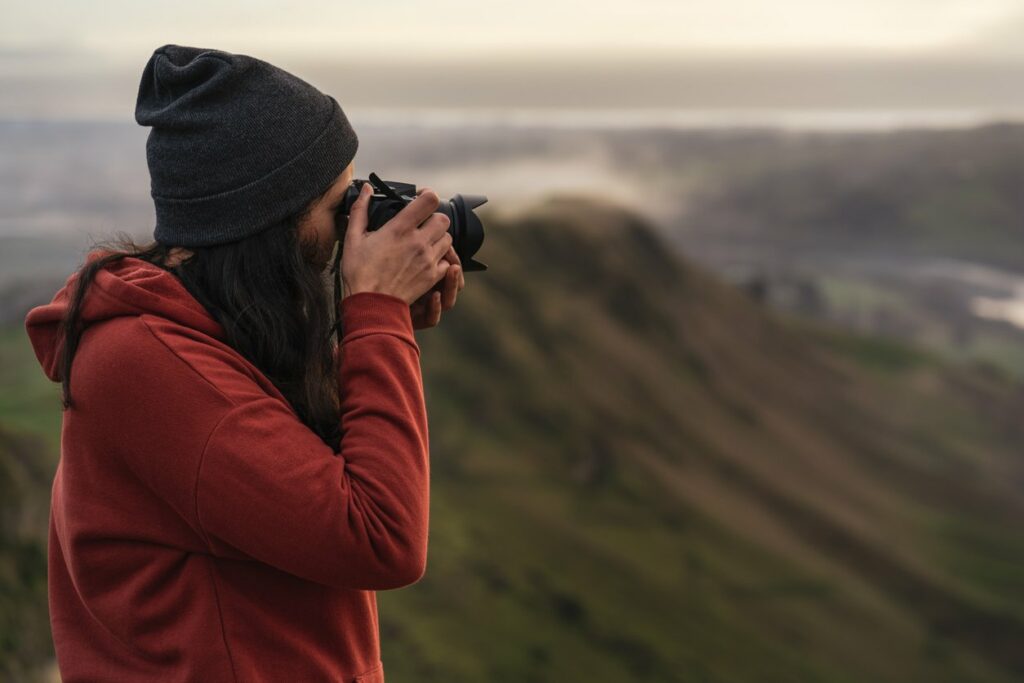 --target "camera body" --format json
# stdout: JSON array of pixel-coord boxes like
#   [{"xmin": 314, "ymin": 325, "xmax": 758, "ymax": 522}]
[{"xmin": 335, "ymin": 172, "xmax": 488, "ymax": 272}]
